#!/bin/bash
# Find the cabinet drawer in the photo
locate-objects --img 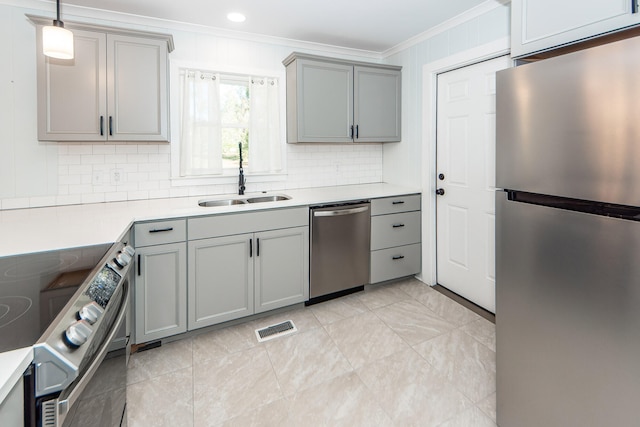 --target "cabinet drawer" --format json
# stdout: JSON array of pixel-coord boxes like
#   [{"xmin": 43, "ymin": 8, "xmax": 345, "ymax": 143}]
[
  {"xmin": 188, "ymin": 207, "xmax": 308, "ymax": 240},
  {"xmin": 370, "ymin": 243, "xmax": 421, "ymax": 284},
  {"xmin": 371, "ymin": 194, "xmax": 421, "ymax": 216},
  {"xmin": 371, "ymin": 211, "xmax": 420, "ymax": 250},
  {"xmin": 134, "ymin": 219, "xmax": 186, "ymax": 247}
]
